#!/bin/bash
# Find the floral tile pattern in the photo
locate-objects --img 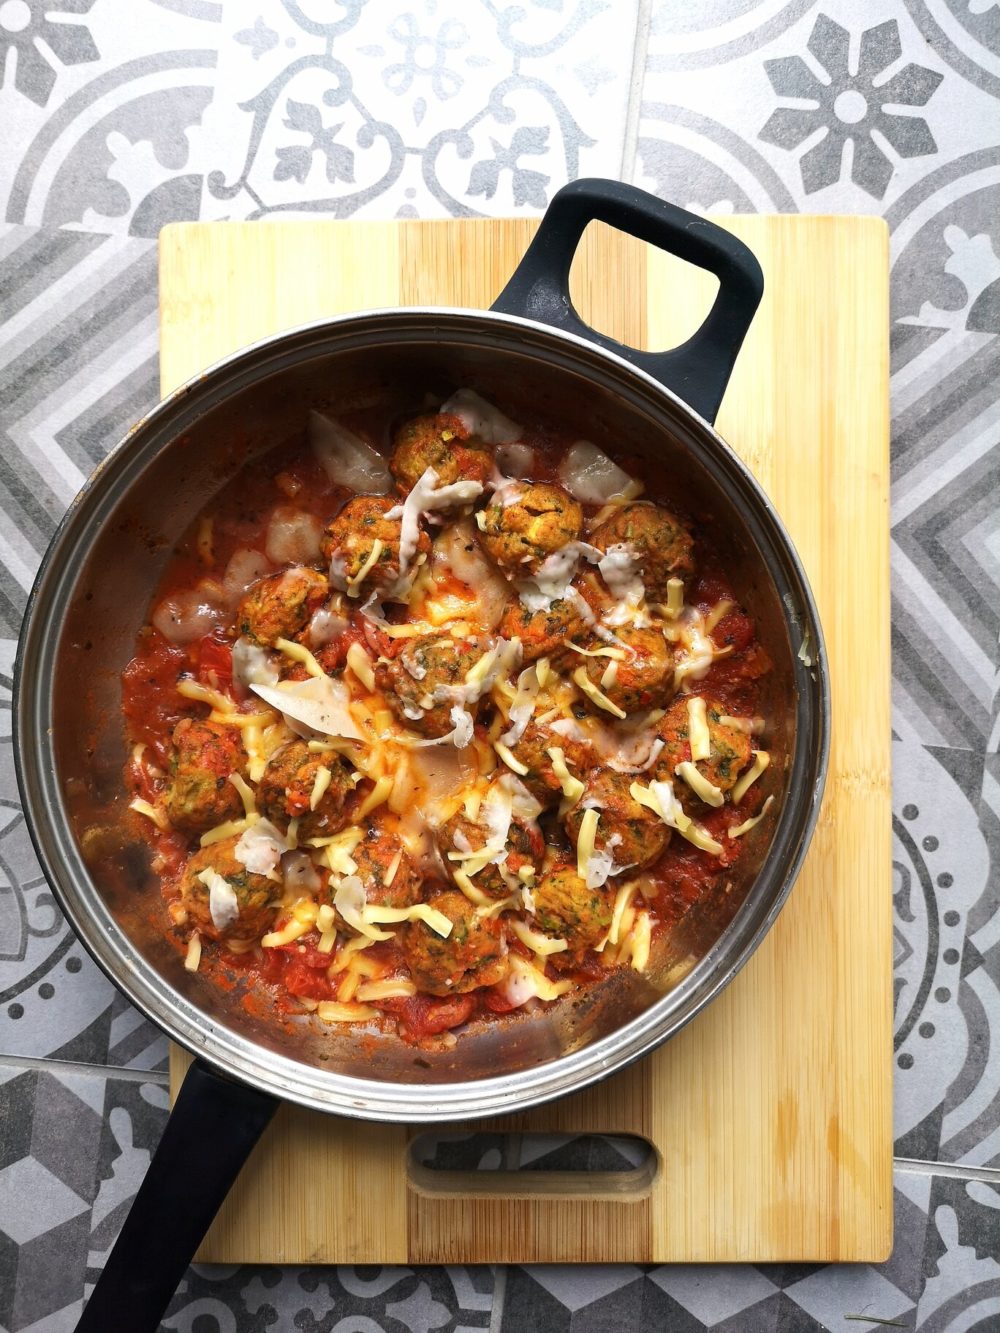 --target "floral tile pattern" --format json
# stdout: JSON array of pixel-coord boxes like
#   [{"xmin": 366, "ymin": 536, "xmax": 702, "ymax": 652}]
[{"xmin": 0, "ymin": 0, "xmax": 999, "ymax": 1328}]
